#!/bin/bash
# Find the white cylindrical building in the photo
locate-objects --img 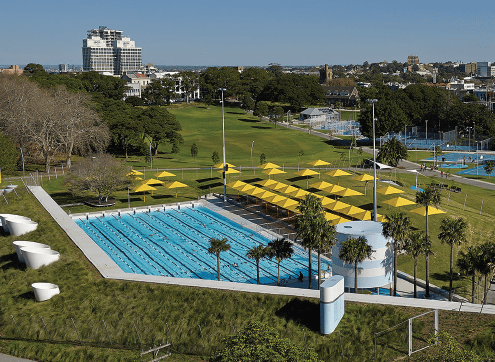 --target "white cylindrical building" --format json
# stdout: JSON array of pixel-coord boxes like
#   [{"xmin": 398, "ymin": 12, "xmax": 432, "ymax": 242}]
[{"xmin": 332, "ymin": 221, "xmax": 392, "ymax": 289}]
